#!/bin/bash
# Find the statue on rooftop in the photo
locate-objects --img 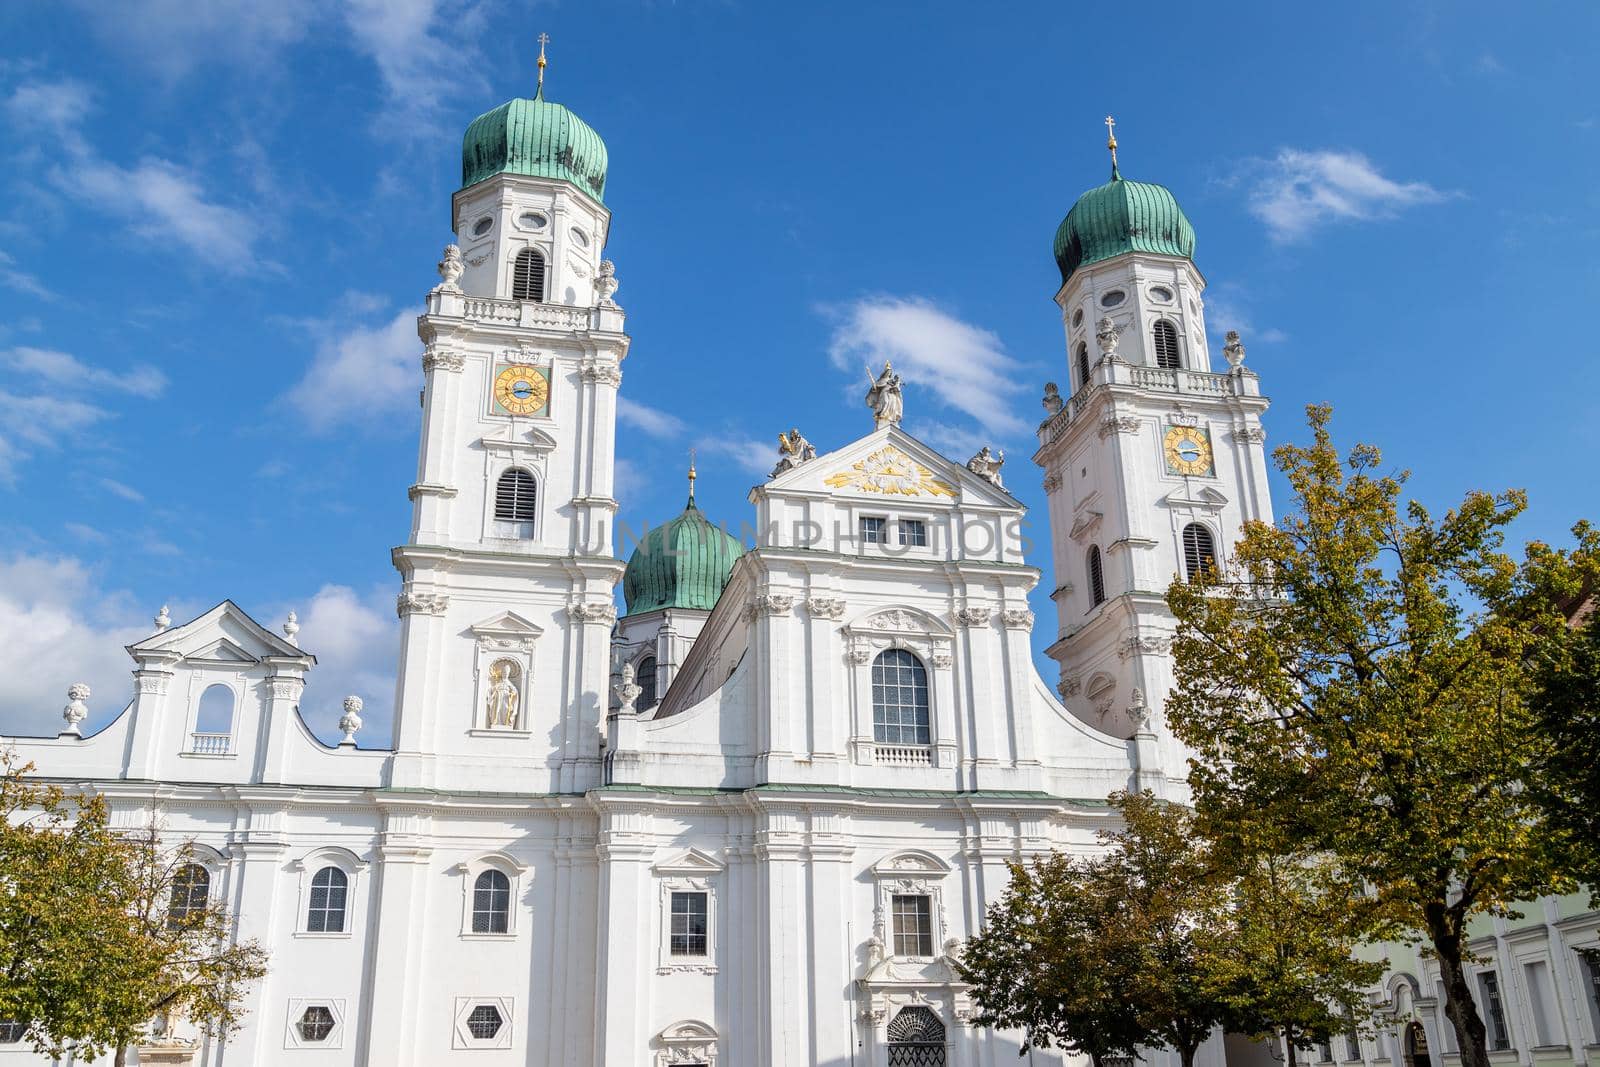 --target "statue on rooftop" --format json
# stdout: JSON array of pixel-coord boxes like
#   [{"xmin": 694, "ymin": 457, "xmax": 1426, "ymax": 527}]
[{"xmin": 865, "ymin": 361, "xmax": 903, "ymax": 428}]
